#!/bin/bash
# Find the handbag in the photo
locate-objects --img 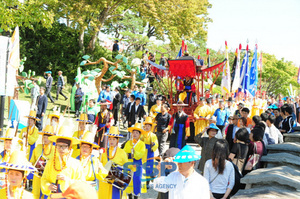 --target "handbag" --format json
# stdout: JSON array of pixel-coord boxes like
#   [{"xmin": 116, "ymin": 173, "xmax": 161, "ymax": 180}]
[{"xmin": 244, "ymin": 143, "xmax": 260, "ymax": 171}]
